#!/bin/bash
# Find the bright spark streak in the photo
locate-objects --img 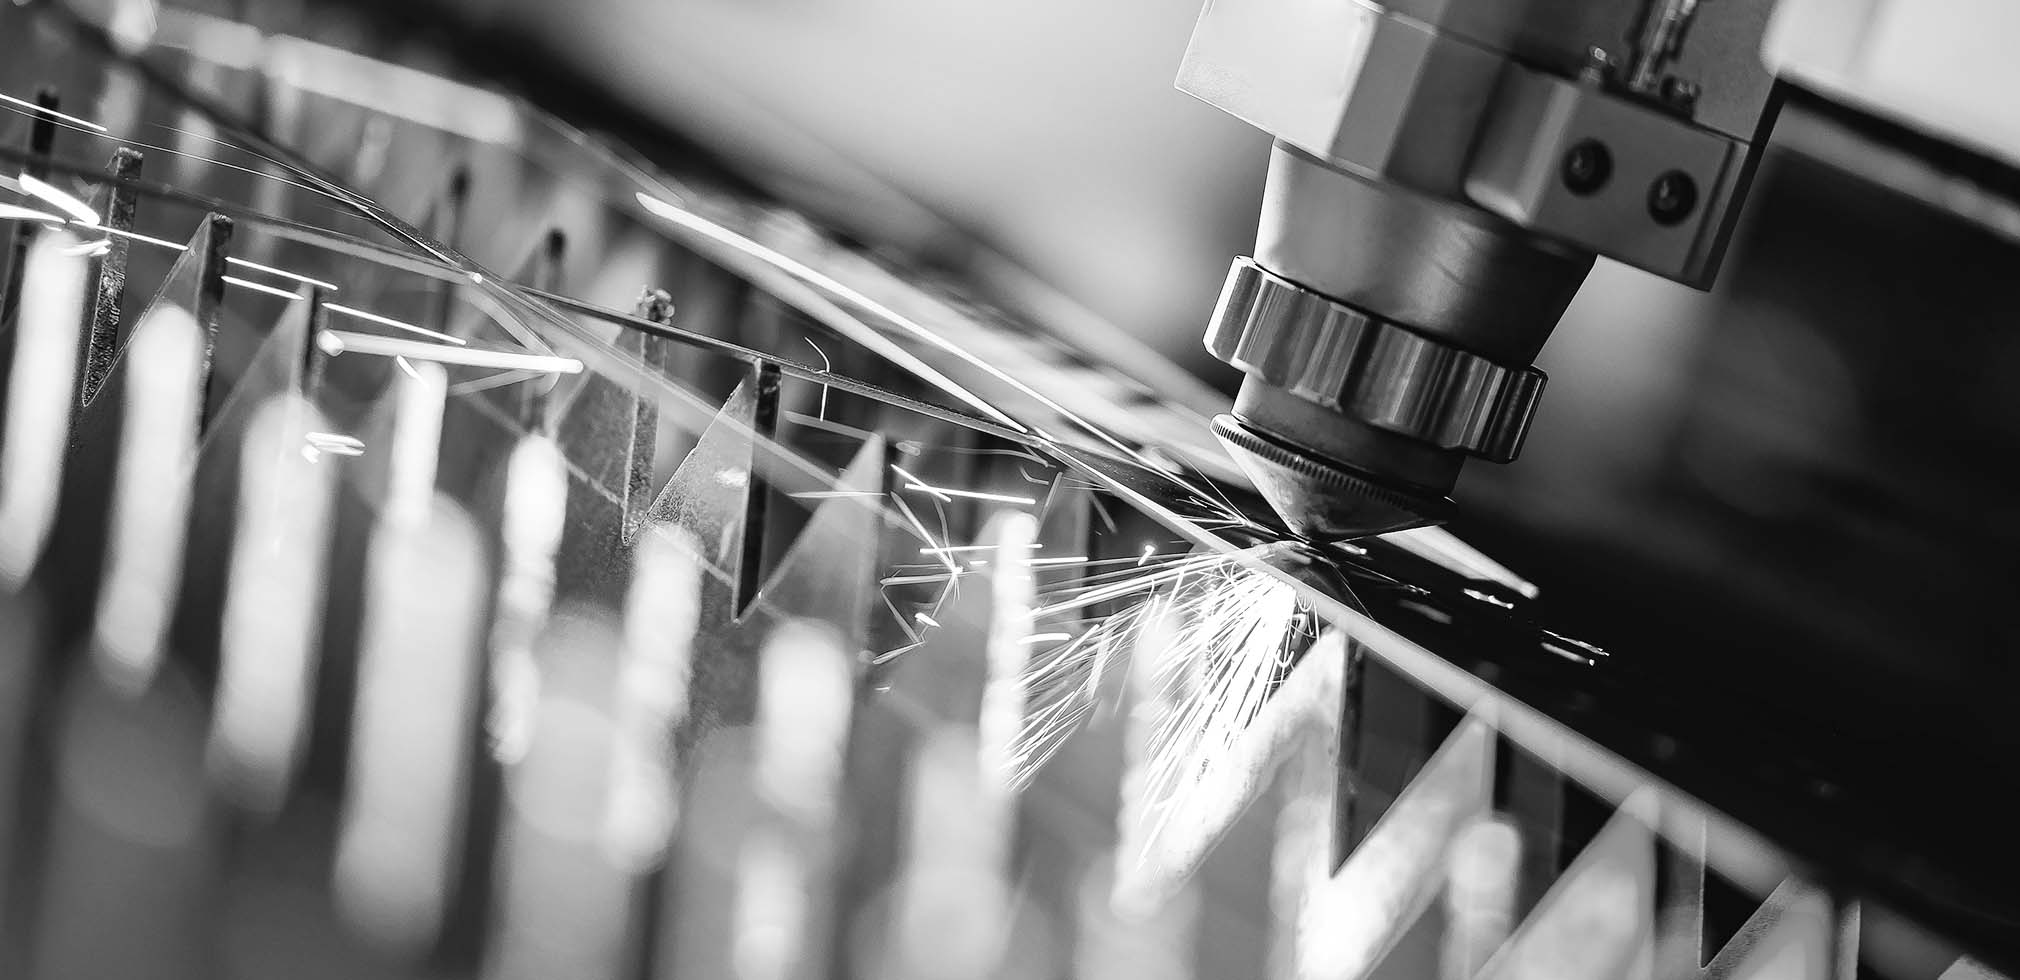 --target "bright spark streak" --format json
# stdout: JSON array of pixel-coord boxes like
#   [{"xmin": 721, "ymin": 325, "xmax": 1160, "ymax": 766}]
[
  {"xmin": 904, "ymin": 485, "xmax": 1037, "ymax": 506},
  {"xmin": 889, "ymin": 463, "xmax": 949, "ymax": 501},
  {"xmin": 891, "ymin": 494, "xmax": 957, "ymax": 573},
  {"xmin": 1028, "ymin": 550, "xmax": 1252, "ymax": 619},
  {"xmin": 0, "ymin": 93, "xmax": 109, "ymax": 132},
  {"xmin": 18, "ymin": 173, "xmax": 99, "ymax": 225},
  {"xmin": 922, "ymin": 543, "xmax": 1039, "ymax": 555},
  {"xmin": 223, "ymin": 275, "xmax": 299, "ymax": 300},
  {"xmin": 306, "ymin": 432, "xmax": 365, "ymax": 457},
  {"xmin": 914, "ymin": 612, "xmax": 941, "ymax": 628},
  {"xmin": 969, "ymin": 554, "xmax": 1088, "ymax": 568},
  {"xmin": 871, "ymin": 642, "xmax": 923, "ymax": 665},
  {"xmin": 226, "ymin": 256, "xmax": 340, "ymax": 291},
  {"xmin": 1139, "ymin": 545, "xmax": 1156, "ymax": 566},
  {"xmin": 73, "ymin": 226, "xmax": 340, "ymax": 294},
  {"xmin": 634, "ymin": 191, "xmax": 1025, "ymax": 431},
  {"xmin": 90, "ymin": 225, "xmax": 183, "ymax": 249},
  {"xmin": 806, "ymin": 338, "xmax": 831, "ymax": 420},
  {"xmin": 316, "ymin": 330, "xmax": 582, "ymax": 375},
  {"xmin": 0, "ymin": 203, "xmax": 65, "ymax": 224},
  {"xmin": 394, "ymin": 355, "xmax": 422, "ymax": 380},
  {"xmin": 1006, "ymin": 543, "xmax": 1316, "ymax": 833},
  {"xmin": 326, "ymin": 302, "xmax": 467, "ymax": 346},
  {"xmin": 879, "ymin": 573, "xmax": 962, "ymax": 587},
  {"xmin": 784, "ymin": 412, "xmax": 874, "ymax": 441}
]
